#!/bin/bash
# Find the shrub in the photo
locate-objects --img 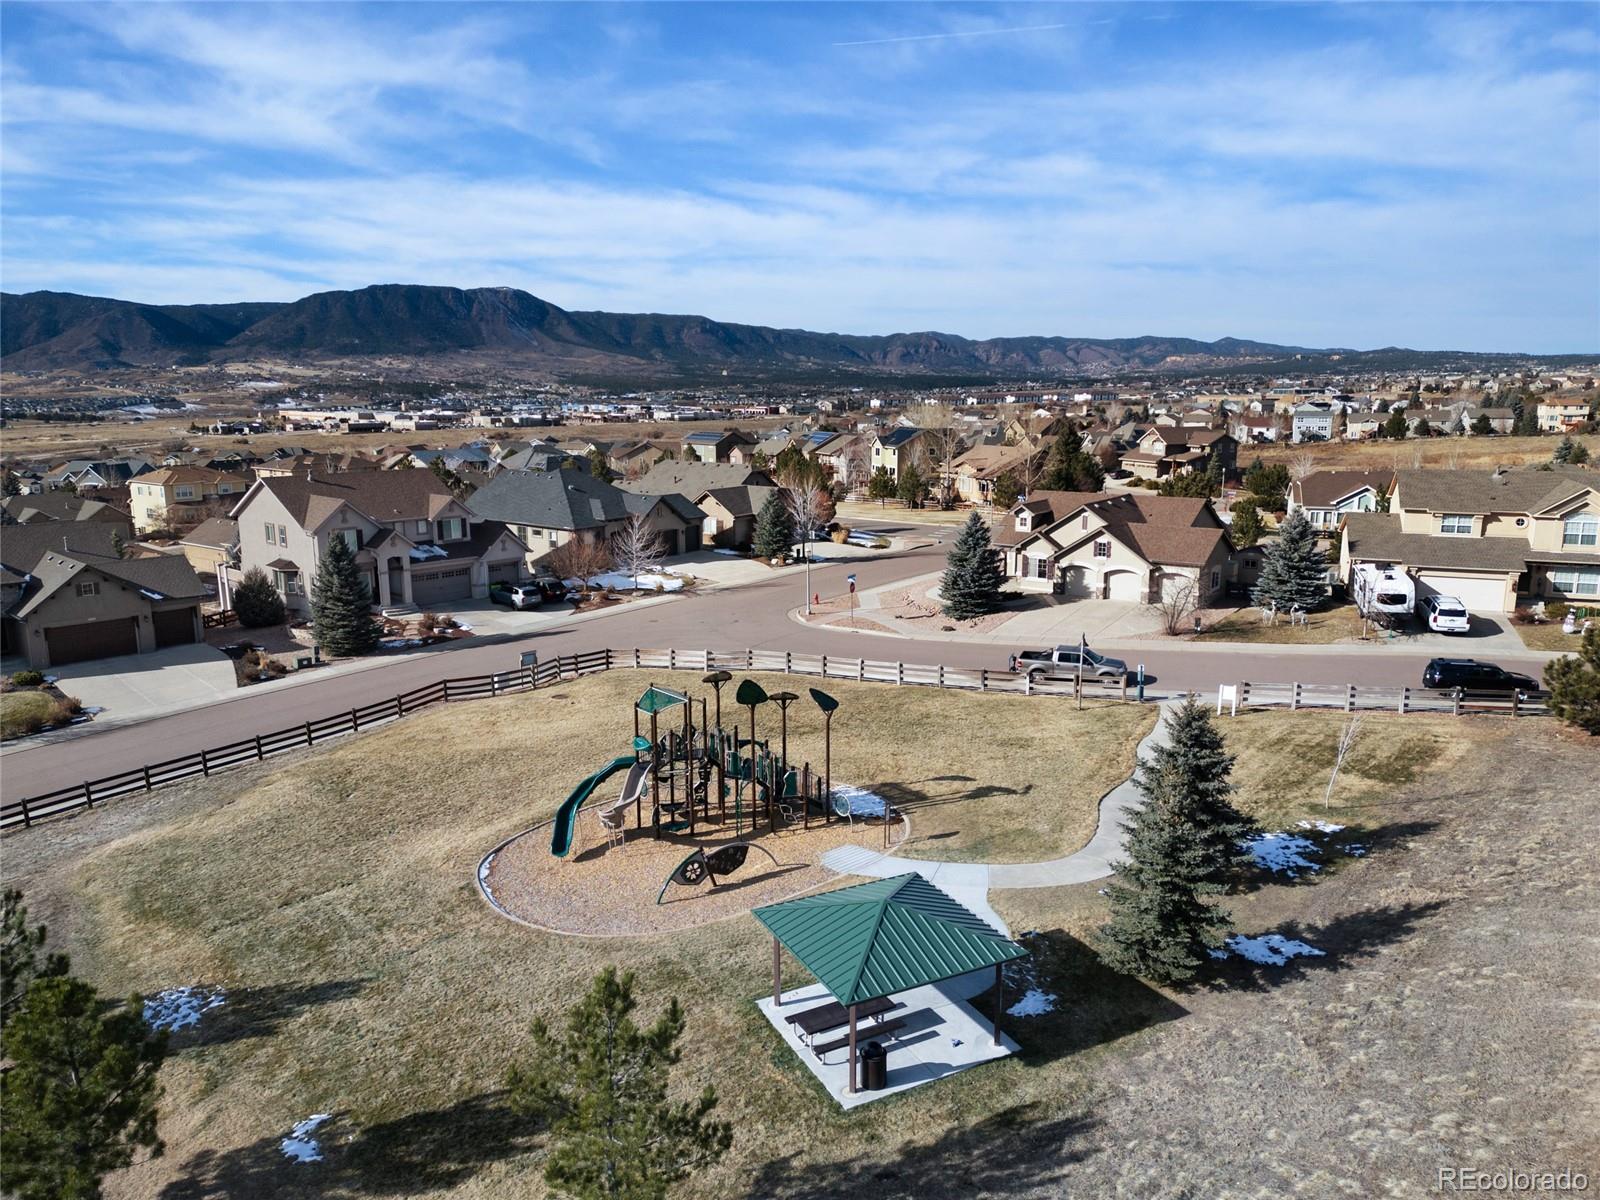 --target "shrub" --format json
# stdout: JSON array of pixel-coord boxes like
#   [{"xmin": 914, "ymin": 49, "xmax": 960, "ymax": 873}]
[
  {"xmin": 10, "ymin": 671, "xmax": 44, "ymax": 688},
  {"xmin": 232, "ymin": 567, "xmax": 286, "ymax": 628},
  {"xmin": 1546, "ymin": 601, "xmax": 1570, "ymax": 622},
  {"xmin": 831, "ymin": 527, "xmax": 851, "ymax": 543}
]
